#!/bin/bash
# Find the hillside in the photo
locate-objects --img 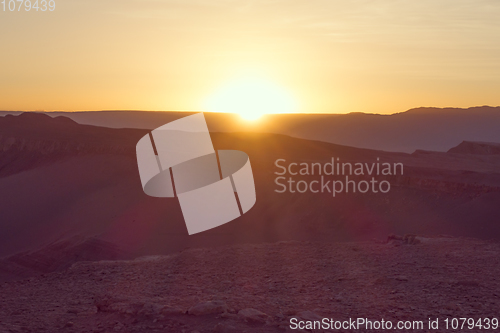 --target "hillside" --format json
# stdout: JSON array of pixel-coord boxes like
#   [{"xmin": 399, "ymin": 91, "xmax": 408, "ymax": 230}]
[{"xmin": 1, "ymin": 112, "xmax": 500, "ymax": 281}]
